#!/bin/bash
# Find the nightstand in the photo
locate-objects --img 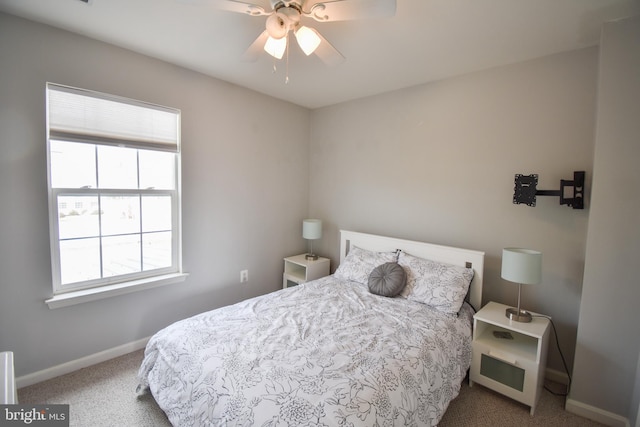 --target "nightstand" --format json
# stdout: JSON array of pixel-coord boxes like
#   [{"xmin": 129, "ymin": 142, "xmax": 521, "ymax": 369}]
[
  {"xmin": 469, "ymin": 301, "xmax": 550, "ymax": 415},
  {"xmin": 283, "ymin": 254, "xmax": 330, "ymax": 289}
]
